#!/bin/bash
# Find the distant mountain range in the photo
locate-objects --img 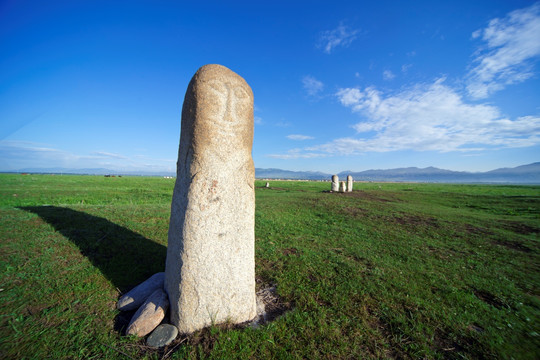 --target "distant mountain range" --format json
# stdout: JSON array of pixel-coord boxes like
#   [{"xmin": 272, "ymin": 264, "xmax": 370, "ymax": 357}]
[
  {"xmin": 256, "ymin": 162, "xmax": 540, "ymax": 184},
  {"xmin": 12, "ymin": 167, "xmax": 175, "ymax": 177},
  {"xmin": 5, "ymin": 162, "xmax": 540, "ymax": 183}
]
